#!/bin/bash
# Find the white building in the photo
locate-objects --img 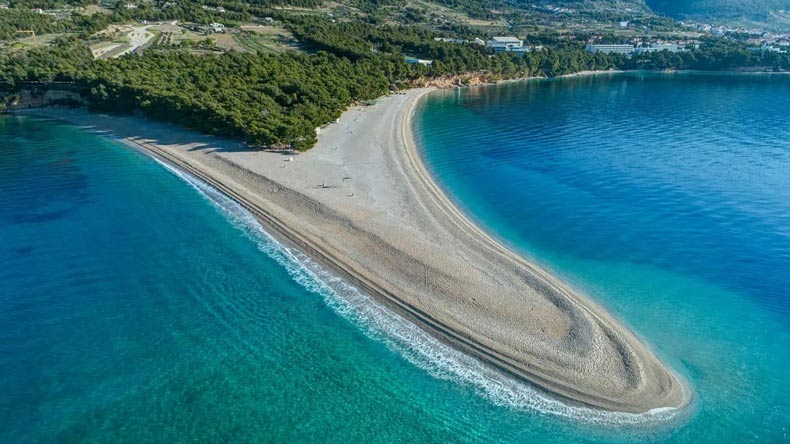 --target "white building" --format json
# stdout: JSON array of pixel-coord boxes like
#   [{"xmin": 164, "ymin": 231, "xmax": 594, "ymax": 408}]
[
  {"xmin": 405, "ymin": 57, "xmax": 433, "ymax": 66},
  {"xmin": 486, "ymin": 36, "xmax": 524, "ymax": 53},
  {"xmin": 585, "ymin": 44, "xmax": 634, "ymax": 55},
  {"xmin": 510, "ymin": 45, "xmax": 544, "ymax": 55},
  {"xmin": 634, "ymin": 43, "xmax": 680, "ymax": 54},
  {"xmin": 434, "ymin": 37, "xmax": 468, "ymax": 44}
]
